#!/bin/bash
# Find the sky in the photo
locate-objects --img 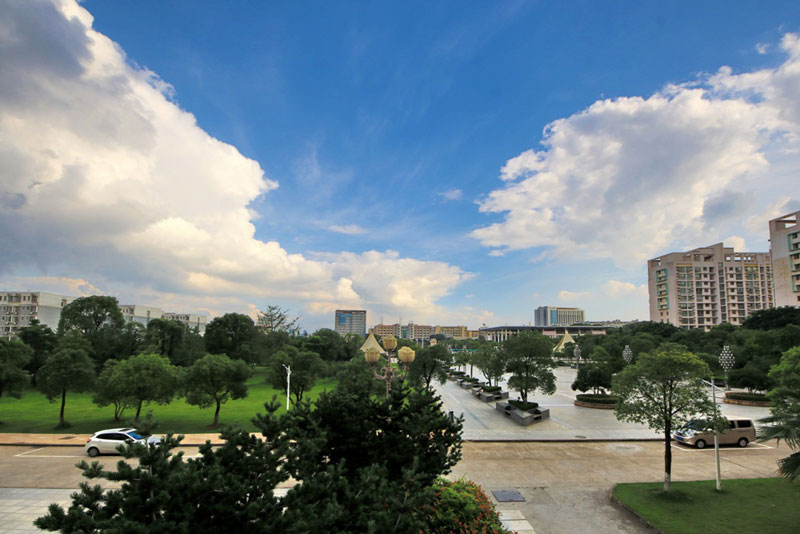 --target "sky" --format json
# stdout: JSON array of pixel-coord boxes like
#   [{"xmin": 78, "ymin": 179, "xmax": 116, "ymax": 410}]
[{"xmin": 1, "ymin": 0, "xmax": 799, "ymax": 332}]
